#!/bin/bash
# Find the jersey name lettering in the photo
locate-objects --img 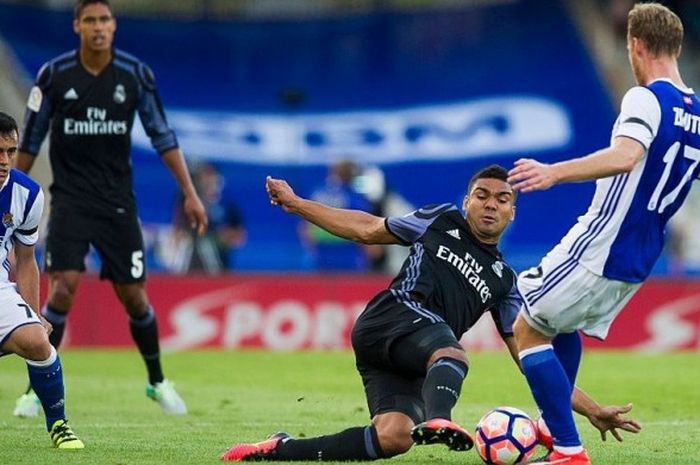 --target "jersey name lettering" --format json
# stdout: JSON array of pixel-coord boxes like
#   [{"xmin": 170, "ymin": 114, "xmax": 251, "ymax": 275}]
[{"xmin": 672, "ymin": 107, "xmax": 700, "ymax": 135}]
